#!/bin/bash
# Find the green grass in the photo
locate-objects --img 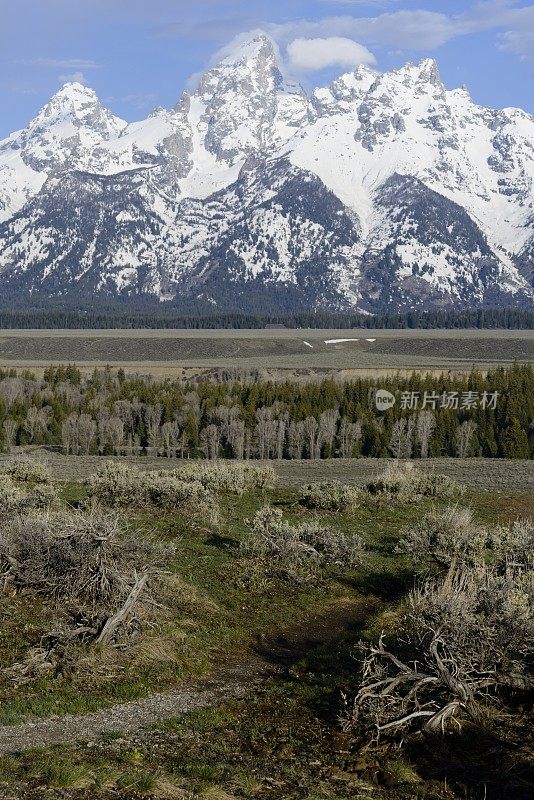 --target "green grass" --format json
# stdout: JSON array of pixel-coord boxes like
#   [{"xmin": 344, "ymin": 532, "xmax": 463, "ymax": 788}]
[
  {"xmin": 1, "ymin": 479, "xmax": 530, "ymax": 727},
  {"xmin": 0, "ymin": 477, "xmax": 532, "ymax": 798},
  {"xmin": 5, "ymin": 678, "xmax": 519, "ymax": 799}
]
